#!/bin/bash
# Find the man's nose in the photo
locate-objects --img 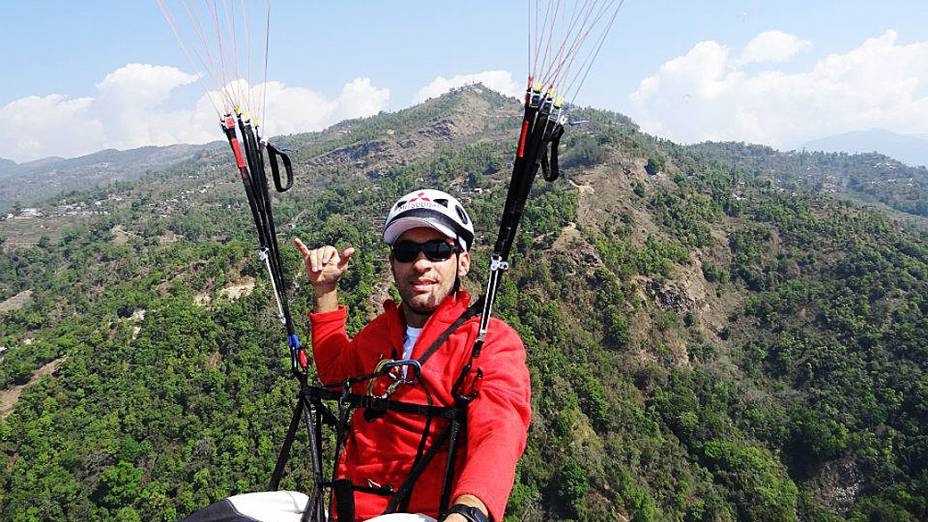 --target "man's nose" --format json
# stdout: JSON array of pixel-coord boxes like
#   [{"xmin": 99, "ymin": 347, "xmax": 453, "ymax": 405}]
[{"xmin": 412, "ymin": 254, "xmax": 432, "ymax": 271}]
